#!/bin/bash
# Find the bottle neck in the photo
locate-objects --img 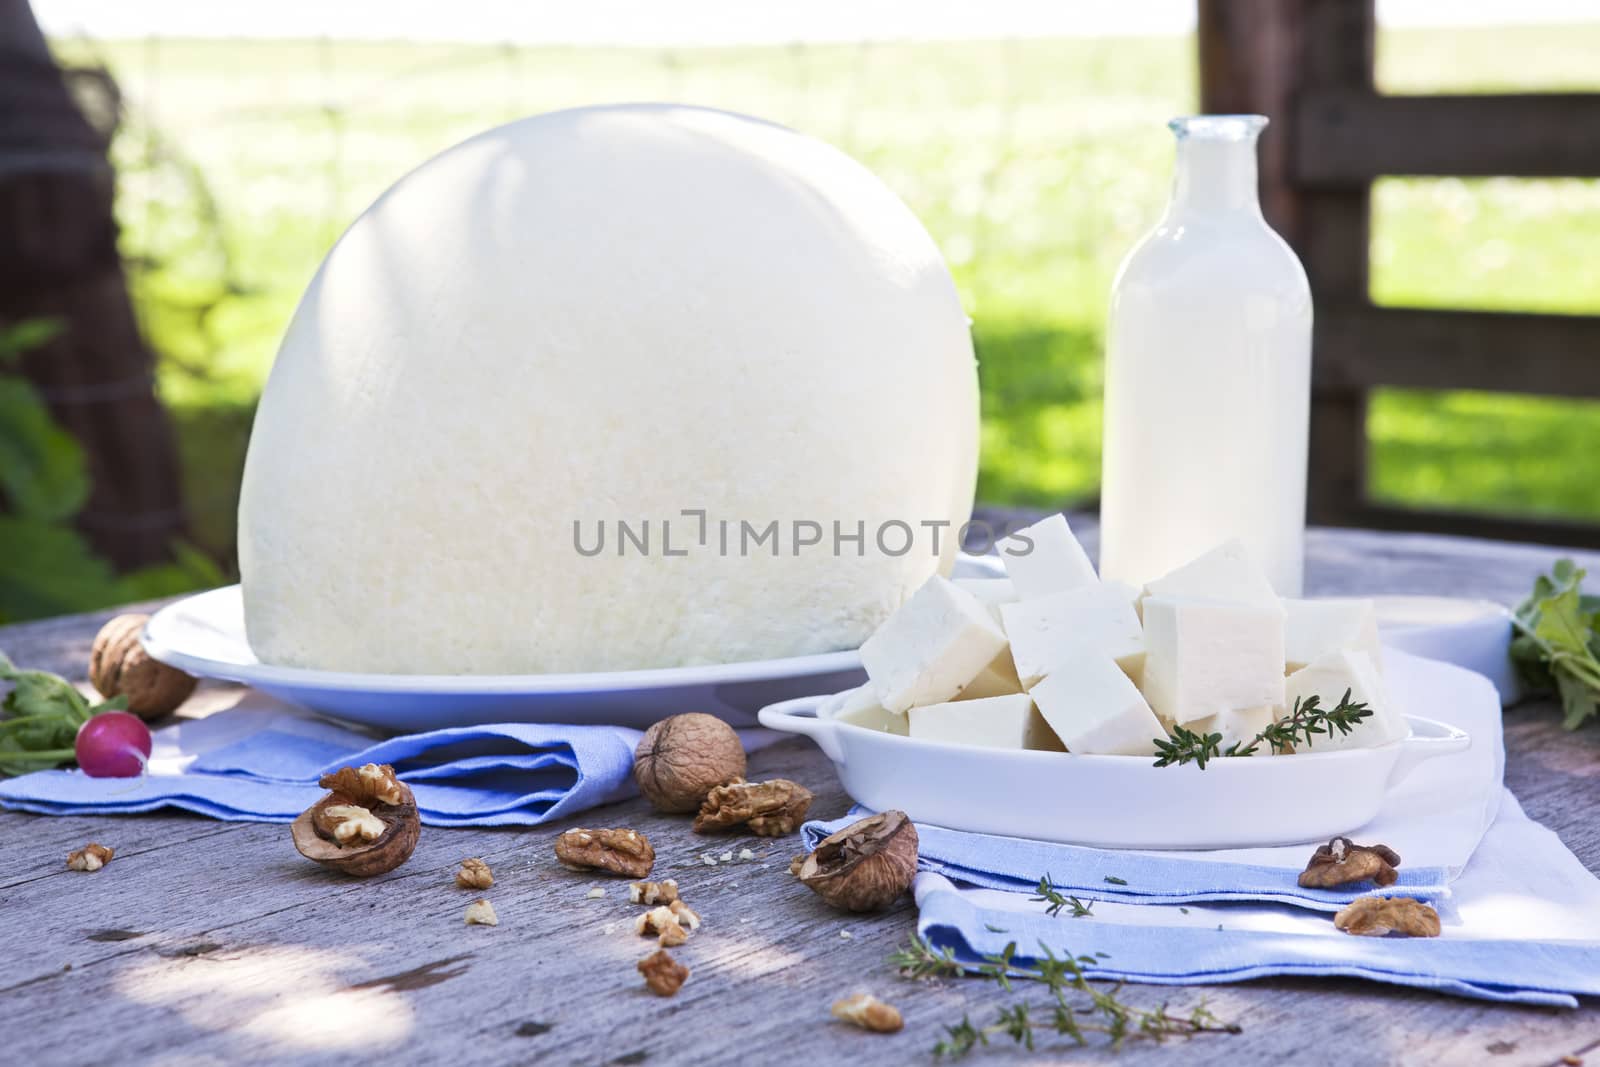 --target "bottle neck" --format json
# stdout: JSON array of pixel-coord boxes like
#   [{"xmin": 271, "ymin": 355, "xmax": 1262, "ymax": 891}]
[{"xmin": 1169, "ymin": 137, "xmax": 1262, "ymax": 218}]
